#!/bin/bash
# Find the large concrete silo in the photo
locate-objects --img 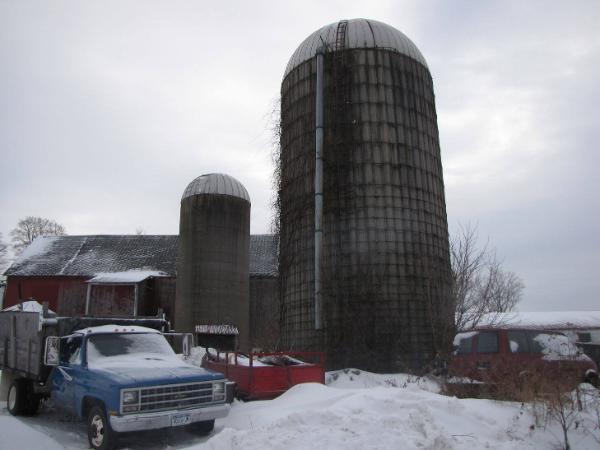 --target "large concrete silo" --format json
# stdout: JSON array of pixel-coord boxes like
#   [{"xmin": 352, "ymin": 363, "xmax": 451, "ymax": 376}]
[
  {"xmin": 175, "ymin": 173, "xmax": 250, "ymax": 349},
  {"xmin": 279, "ymin": 19, "xmax": 453, "ymax": 372}
]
